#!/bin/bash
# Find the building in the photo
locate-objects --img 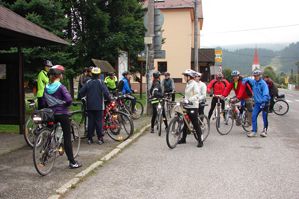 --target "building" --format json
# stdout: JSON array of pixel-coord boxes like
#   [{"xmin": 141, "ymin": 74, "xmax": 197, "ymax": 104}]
[
  {"xmin": 131, "ymin": 0, "xmax": 214, "ymax": 93},
  {"xmin": 252, "ymin": 48, "xmax": 260, "ymax": 71}
]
